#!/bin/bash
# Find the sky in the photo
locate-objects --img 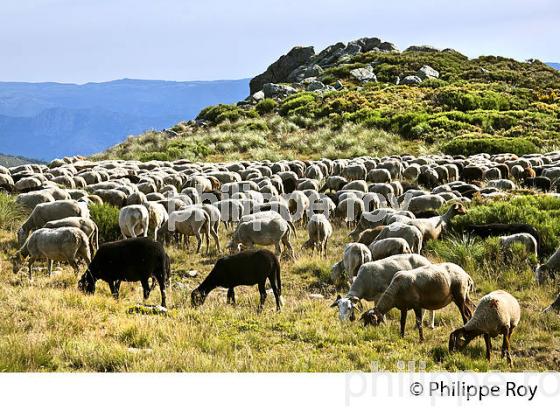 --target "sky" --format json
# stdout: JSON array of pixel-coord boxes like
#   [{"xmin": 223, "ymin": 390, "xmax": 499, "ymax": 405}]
[{"xmin": 1, "ymin": 0, "xmax": 558, "ymax": 84}]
